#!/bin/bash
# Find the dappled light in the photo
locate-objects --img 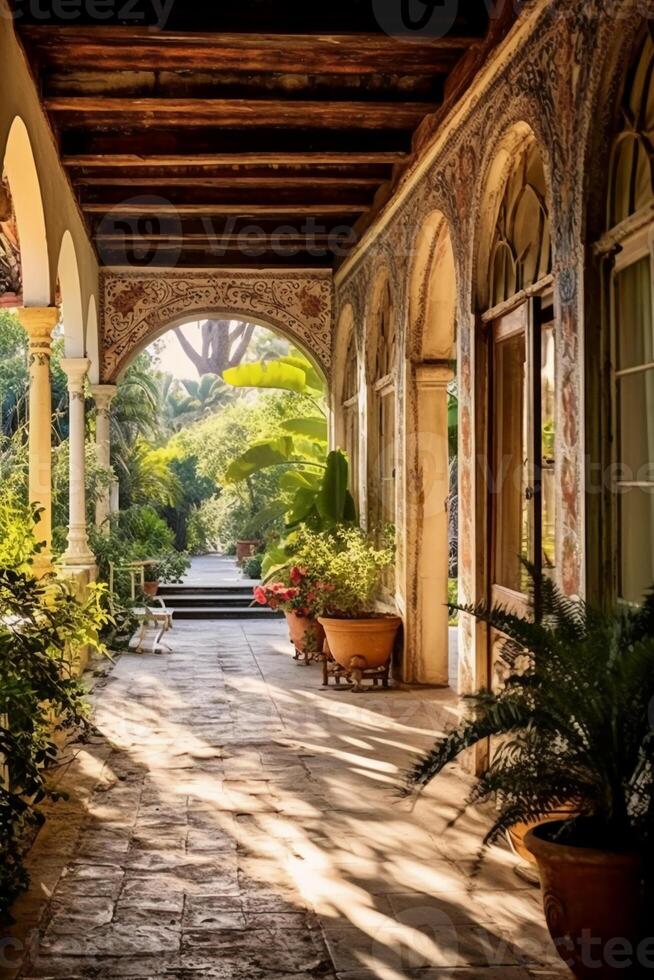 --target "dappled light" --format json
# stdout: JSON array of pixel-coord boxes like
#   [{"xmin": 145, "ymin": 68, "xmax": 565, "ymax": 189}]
[{"xmin": 6, "ymin": 618, "xmax": 565, "ymax": 978}]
